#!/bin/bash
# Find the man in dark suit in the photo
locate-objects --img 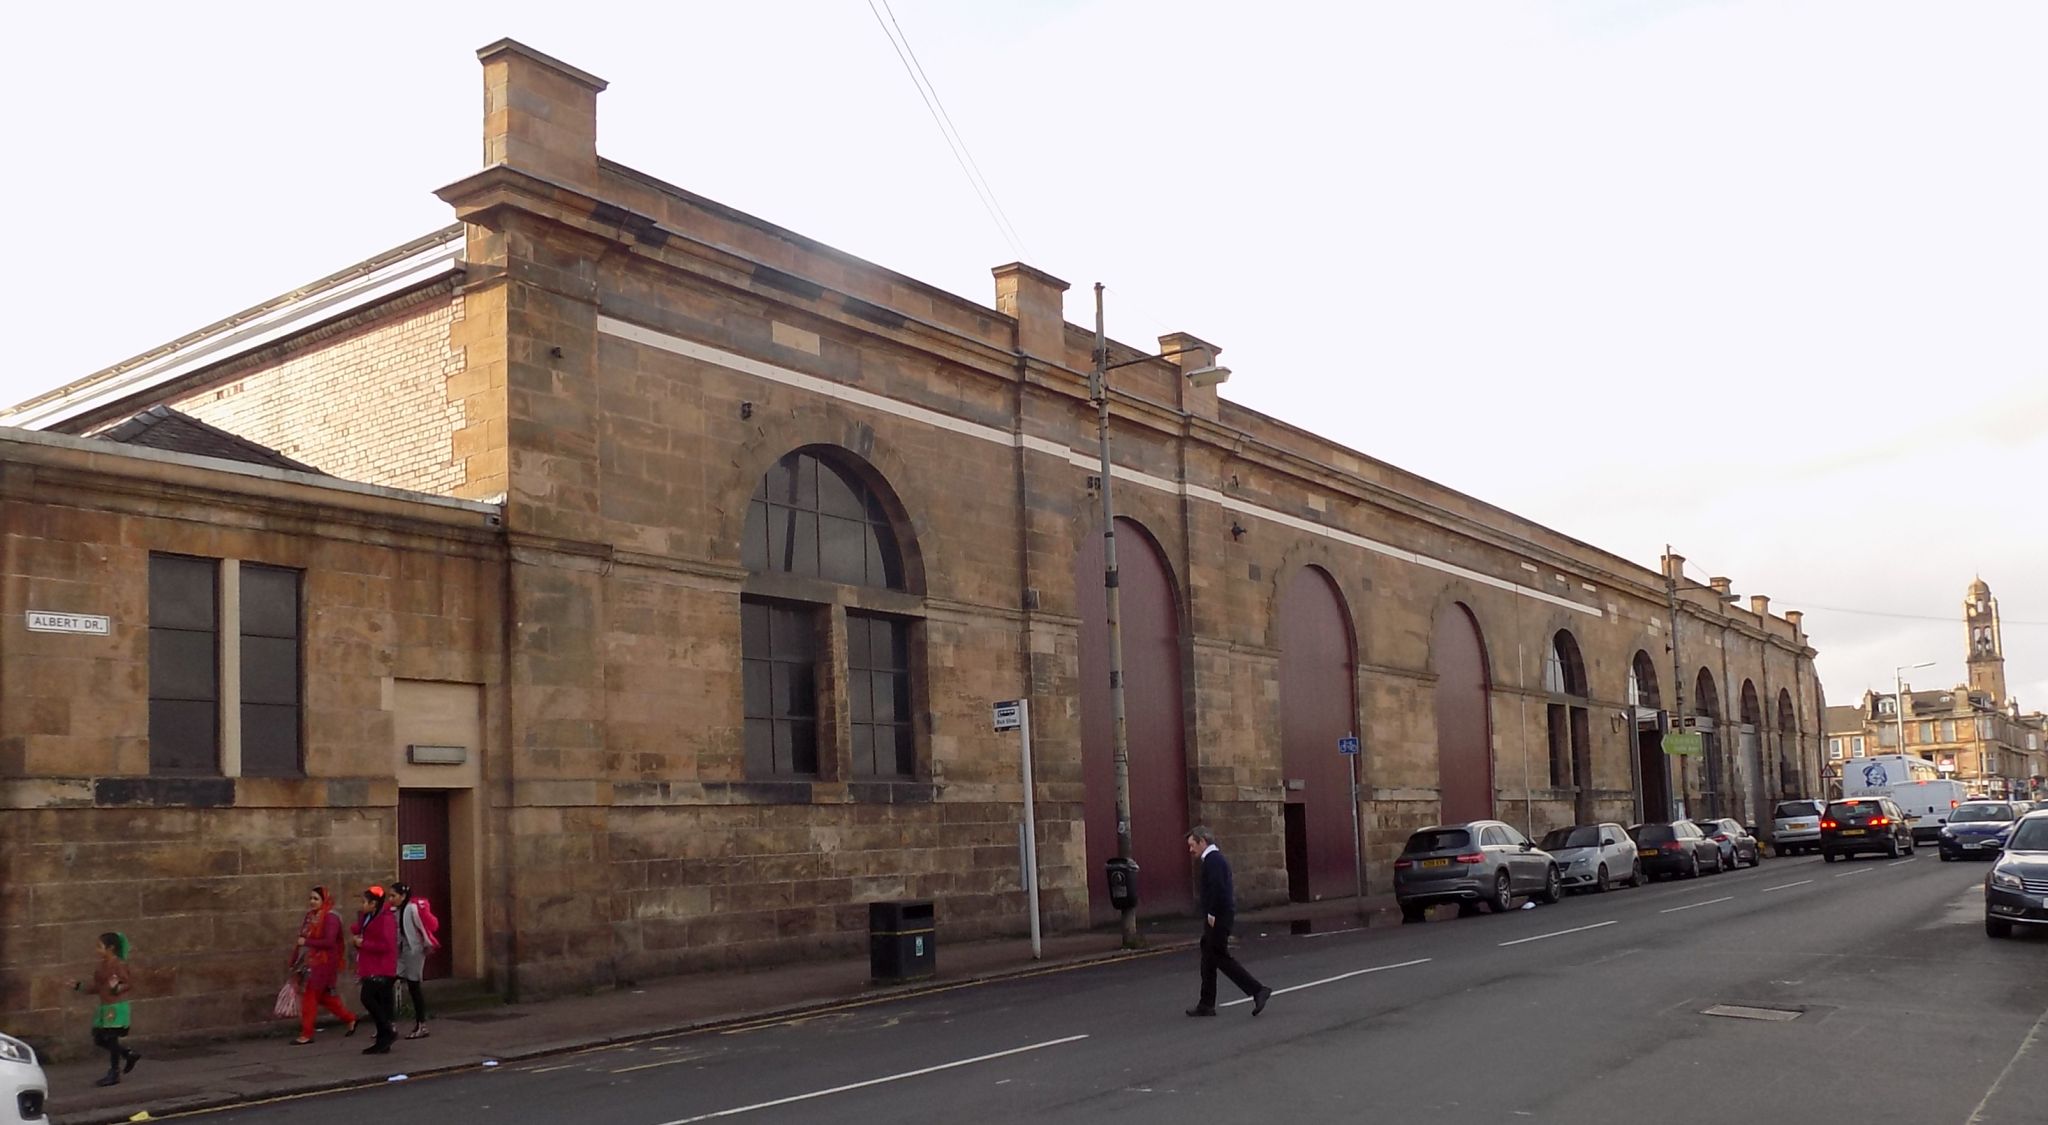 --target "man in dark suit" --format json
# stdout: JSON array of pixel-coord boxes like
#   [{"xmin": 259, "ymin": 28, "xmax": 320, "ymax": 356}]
[{"xmin": 1186, "ymin": 826, "xmax": 1272, "ymax": 1017}]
